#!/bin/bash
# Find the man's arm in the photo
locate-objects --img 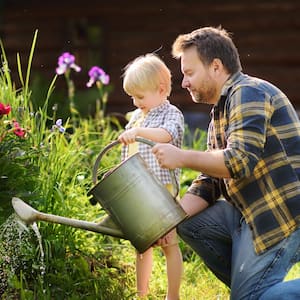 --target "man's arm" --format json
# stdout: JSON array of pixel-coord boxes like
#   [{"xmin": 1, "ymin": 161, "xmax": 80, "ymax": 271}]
[
  {"xmin": 180, "ymin": 193, "xmax": 209, "ymax": 216},
  {"xmin": 118, "ymin": 127, "xmax": 172, "ymax": 145},
  {"xmin": 152, "ymin": 143, "xmax": 231, "ymax": 179}
]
